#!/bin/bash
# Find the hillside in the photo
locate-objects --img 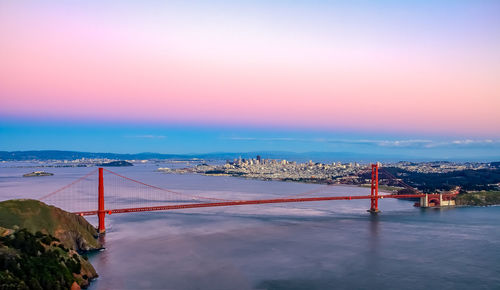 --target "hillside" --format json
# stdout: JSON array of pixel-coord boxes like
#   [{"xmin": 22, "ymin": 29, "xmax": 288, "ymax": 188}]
[
  {"xmin": 456, "ymin": 191, "xmax": 500, "ymax": 206},
  {"xmin": 97, "ymin": 160, "xmax": 133, "ymax": 167},
  {"xmin": 0, "ymin": 229, "xmax": 97, "ymax": 289},
  {"xmin": 0, "ymin": 199, "xmax": 101, "ymax": 251},
  {"xmin": 0, "ymin": 200, "xmax": 102, "ymax": 288}
]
